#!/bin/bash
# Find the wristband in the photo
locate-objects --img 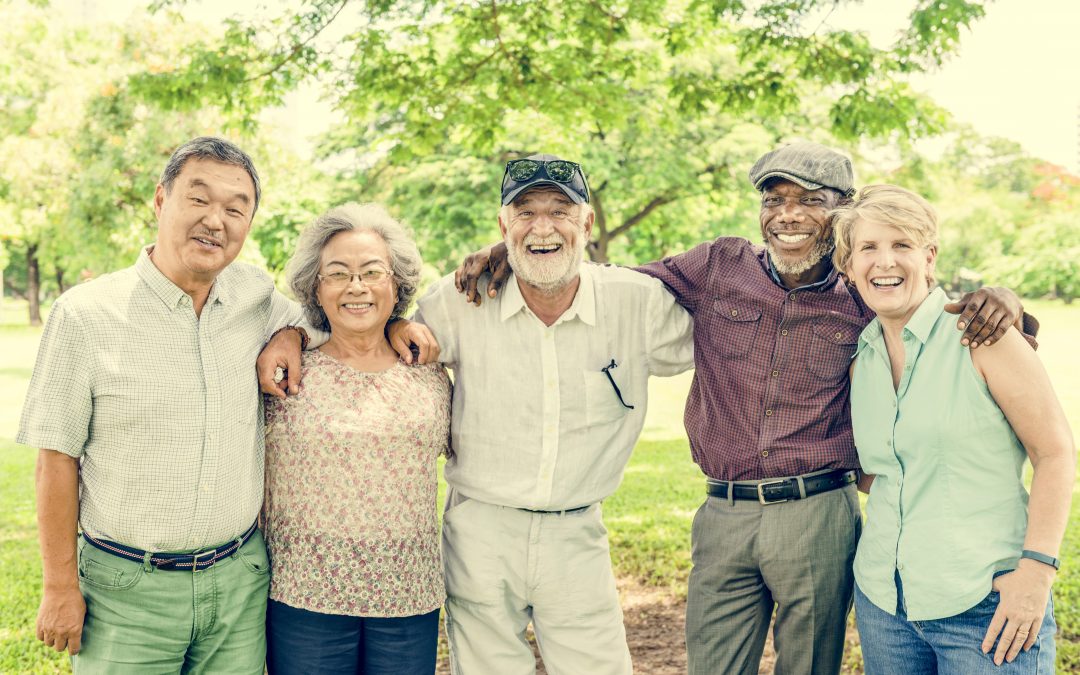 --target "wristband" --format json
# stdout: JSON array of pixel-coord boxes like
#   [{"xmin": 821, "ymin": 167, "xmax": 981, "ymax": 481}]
[
  {"xmin": 1020, "ymin": 549, "xmax": 1060, "ymax": 571},
  {"xmin": 270, "ymin": 325, "xmax": 310, "ymax": 351}
]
